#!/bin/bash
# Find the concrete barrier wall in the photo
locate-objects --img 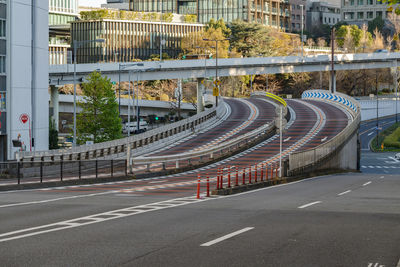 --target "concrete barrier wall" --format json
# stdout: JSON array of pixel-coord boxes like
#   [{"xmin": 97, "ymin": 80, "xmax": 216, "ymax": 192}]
[{"xmin": 360, "ymin": 100, "xmax": 400, "ymax": 121}]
